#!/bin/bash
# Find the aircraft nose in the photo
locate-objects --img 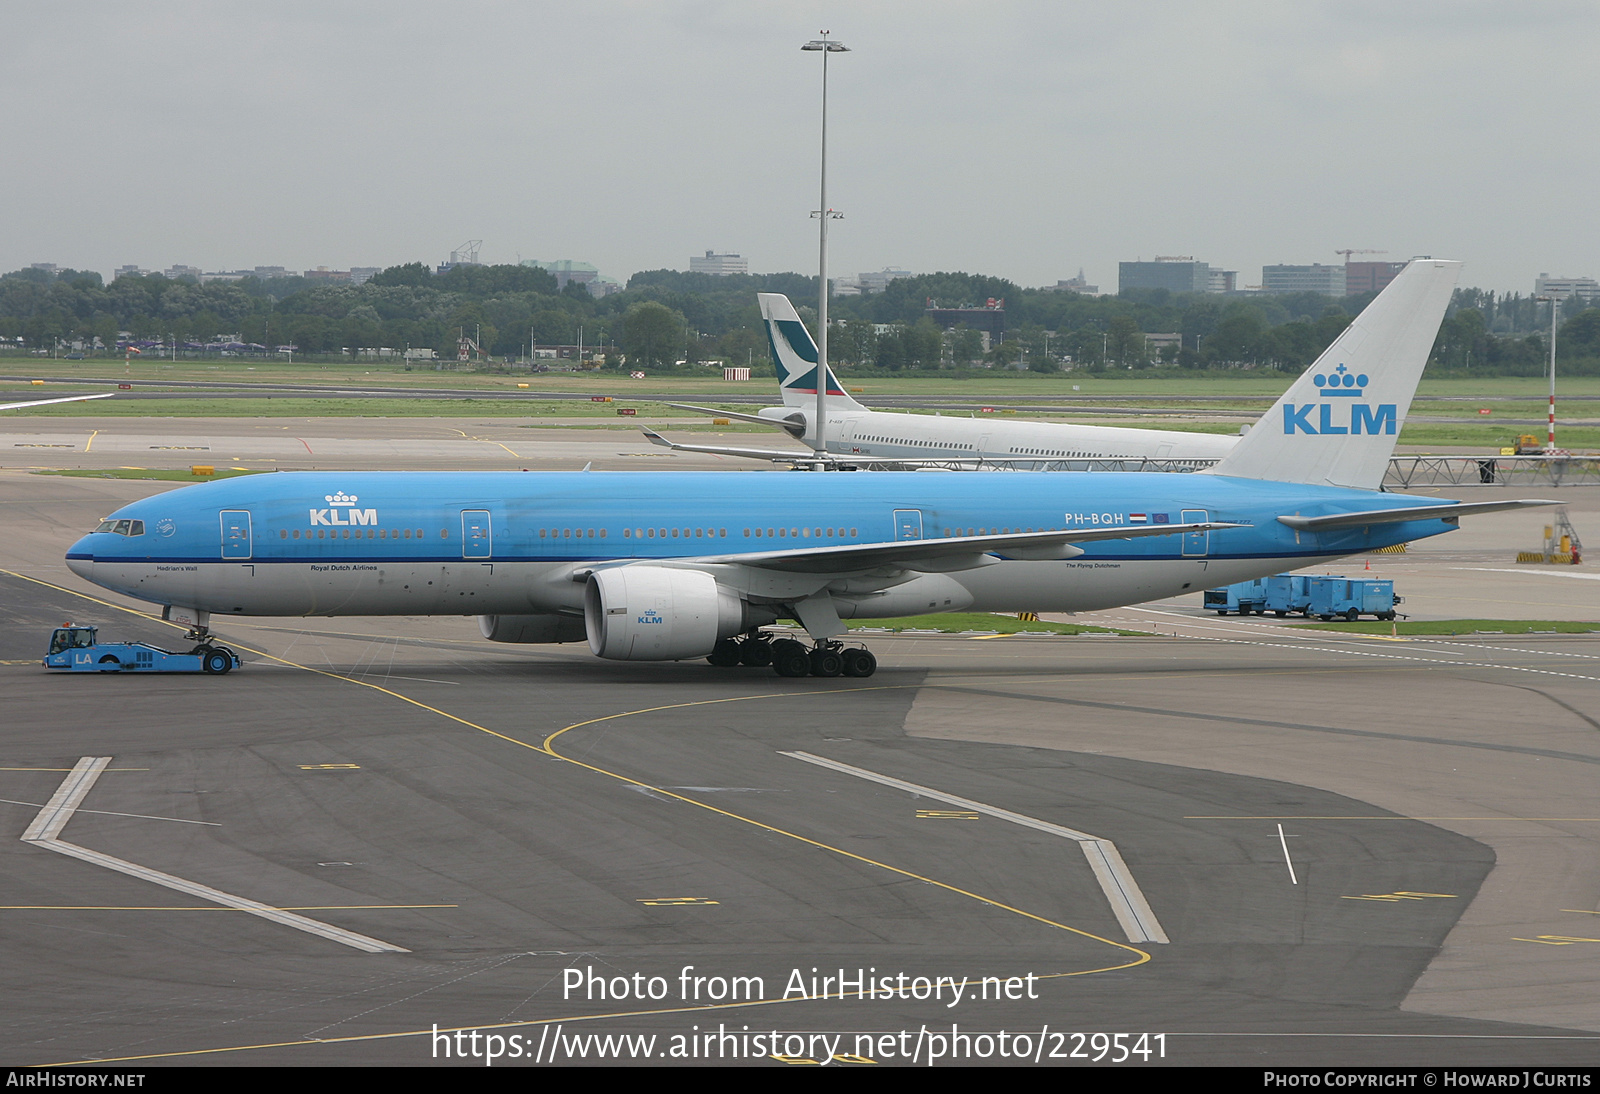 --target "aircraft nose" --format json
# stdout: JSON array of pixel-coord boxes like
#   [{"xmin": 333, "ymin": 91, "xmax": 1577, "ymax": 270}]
[{"xmin": 65, "ymin": 537, "xmax": 94, "ymax": 580}]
